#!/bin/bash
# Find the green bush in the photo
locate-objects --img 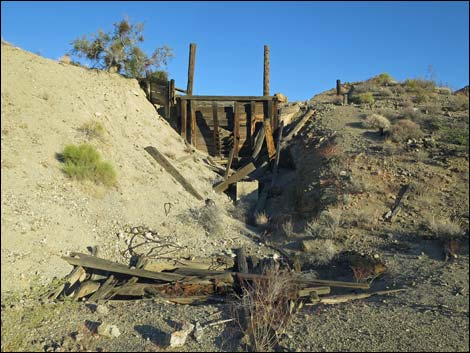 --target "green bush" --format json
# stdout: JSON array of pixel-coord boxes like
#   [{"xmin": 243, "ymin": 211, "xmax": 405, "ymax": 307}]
[
  {"xmin": 438, "ymin": 126, "xmax": 469, "ymax": 146},
  {"xmin": 70, "ymin": 18, "xmax": 173, "ymax": 79},
  {"xmin": 390, "ymin": 119, "xmax": 424, "ymax": 142},
  {"xmin": 404, "ymin": 79, "xmax": 435, "ymax": 92},
  {"xmin": 352, "ymin": 92, "xmax": 375, "ymax": 105},
  {"xmin": 61, "ymin": 144, "xmax": 116, "ymax": 186},
  {"xmin": 447, "ymin": 94, "xmax": 469, "ymax": 112},
  {"xmin": 372, "ymin": 73, "xmax": 394, "ymax": 85}
]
